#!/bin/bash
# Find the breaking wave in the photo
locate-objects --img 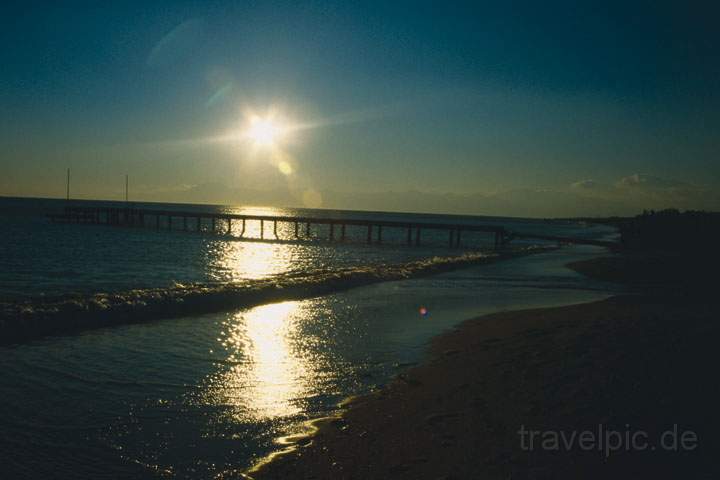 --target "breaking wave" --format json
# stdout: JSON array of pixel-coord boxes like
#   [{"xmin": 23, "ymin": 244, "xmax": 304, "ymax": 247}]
[{"xmin": 0, "ymin": 249, "xmax": 547, "ymax": 344}]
